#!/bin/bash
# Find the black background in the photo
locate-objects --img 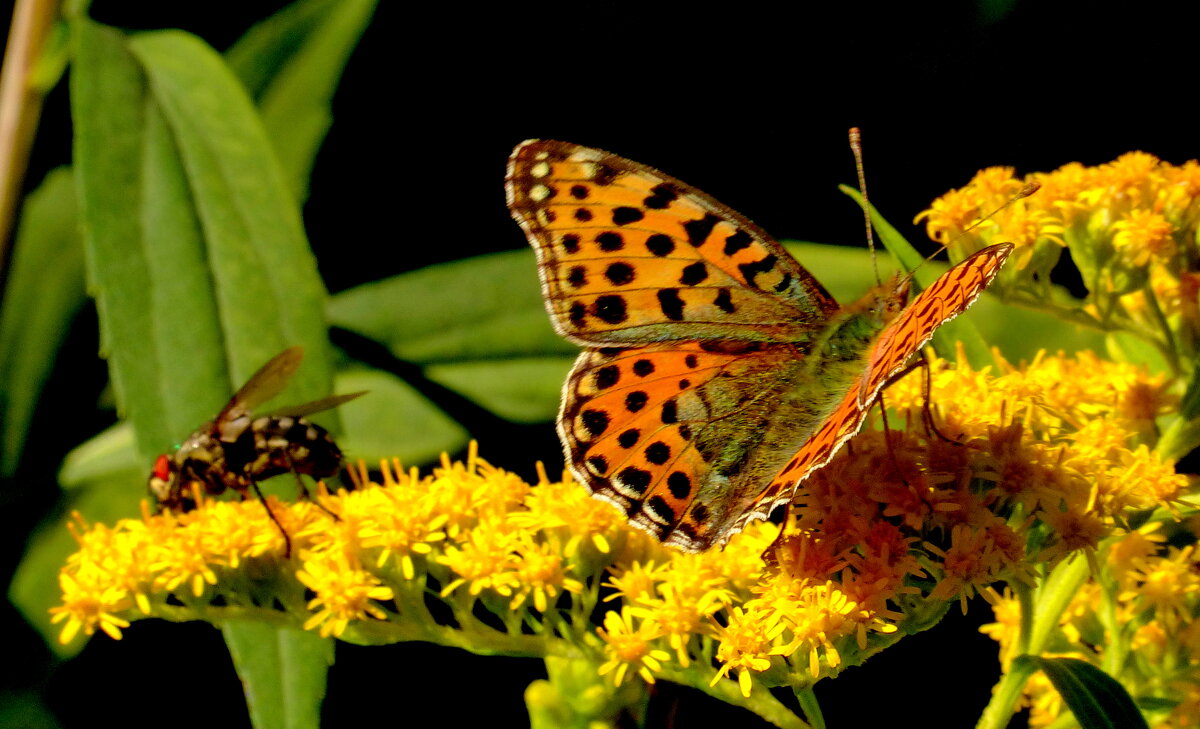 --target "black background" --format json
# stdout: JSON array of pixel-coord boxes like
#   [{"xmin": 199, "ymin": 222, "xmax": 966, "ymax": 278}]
[{"xmin": 5, "ymin": 1, "xmax": 1195, "ymax": 727}]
